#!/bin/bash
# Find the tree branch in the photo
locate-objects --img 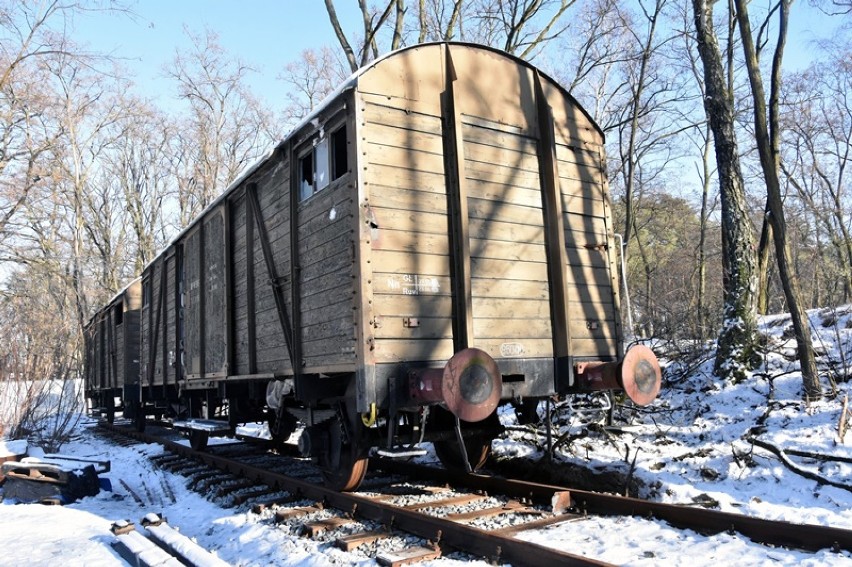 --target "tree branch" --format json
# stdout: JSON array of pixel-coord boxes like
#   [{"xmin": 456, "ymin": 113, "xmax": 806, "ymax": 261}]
[
  {"xmin": 324, "ymin": 0, "xmax": 358, "ymax": 72},
  {"xmin": 748, "ymin": 436, "xmax": 852, "ymax": 493}
]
